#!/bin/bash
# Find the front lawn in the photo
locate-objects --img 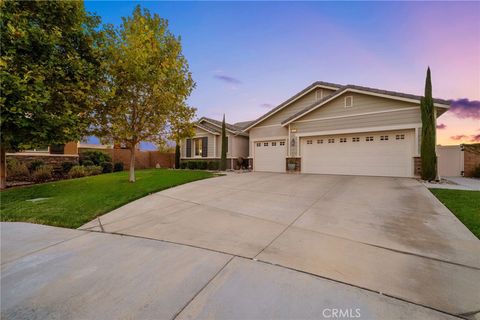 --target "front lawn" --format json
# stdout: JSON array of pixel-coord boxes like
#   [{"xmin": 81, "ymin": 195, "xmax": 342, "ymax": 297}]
[
  {"xmin": 429, "ymin": 188, "xmax": 480, "ymax": 239},
  {"xmin": 1, "ymin": 169, "xmax": 215, "ymax": 229}
]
